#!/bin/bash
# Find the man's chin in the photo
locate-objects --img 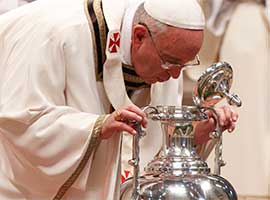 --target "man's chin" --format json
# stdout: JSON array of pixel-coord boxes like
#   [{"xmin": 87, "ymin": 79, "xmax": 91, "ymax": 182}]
[
  {"xmin": 144, "ymin": 79, "xmax": 157, "ymax": 84},
  {"xmin": 157, "ymin": 77, "xmax": 170, "ymax": 82}
]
